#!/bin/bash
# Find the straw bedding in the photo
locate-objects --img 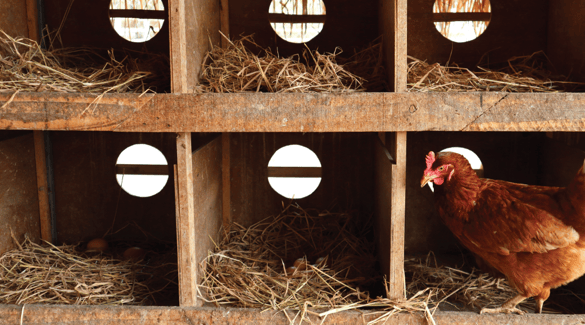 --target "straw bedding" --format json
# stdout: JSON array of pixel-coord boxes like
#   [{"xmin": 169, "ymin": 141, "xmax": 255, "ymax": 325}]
[
  {"xmin": 407, "ymin": 52, "xmax": 585, "ymax": 92},
  {"xmin": 197, "ymin": 34, "xmax": 365, "ymax": 93},
  {"xmin": 0, "ymin": 30, "xmax": 169, "ymax": 94},
  {"xmin": 0, "ymin": 235, "xmax": 177, "ymax": 305}
]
